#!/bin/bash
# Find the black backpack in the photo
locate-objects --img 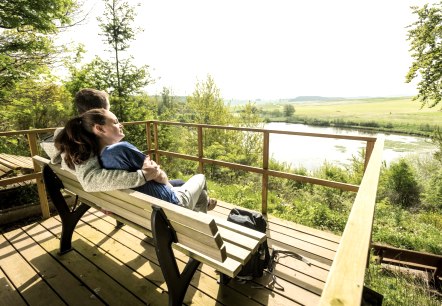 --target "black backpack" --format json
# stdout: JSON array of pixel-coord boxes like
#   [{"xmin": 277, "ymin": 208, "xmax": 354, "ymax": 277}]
[{"xmin": 227, "ymin": 208, "xmax": 270, "ymax": 279}]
